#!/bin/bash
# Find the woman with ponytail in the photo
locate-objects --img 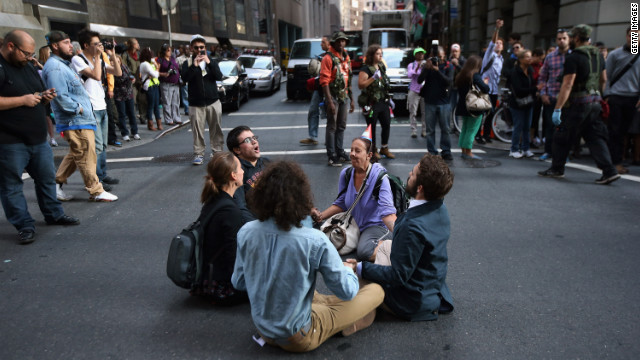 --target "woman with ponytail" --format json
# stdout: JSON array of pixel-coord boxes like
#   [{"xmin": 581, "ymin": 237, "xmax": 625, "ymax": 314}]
[{"xmin": 192, "ymin": 152, "xmax": 247, "ymax": 305}]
